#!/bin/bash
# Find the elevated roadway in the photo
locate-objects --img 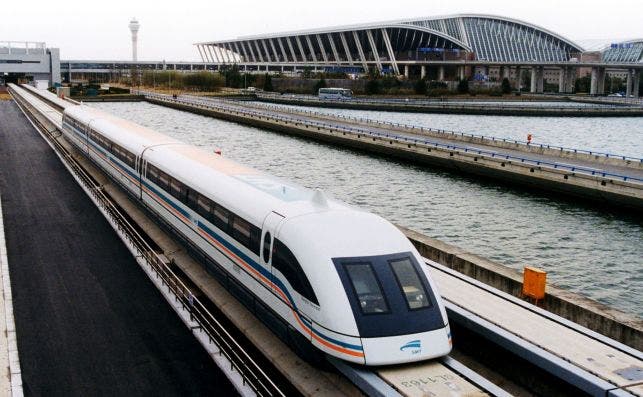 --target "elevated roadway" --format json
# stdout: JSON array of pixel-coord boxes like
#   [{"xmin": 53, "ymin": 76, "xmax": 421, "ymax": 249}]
[{"xmin": 139, "ymin": 91, "xmax": 643, "ymax": 211}]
